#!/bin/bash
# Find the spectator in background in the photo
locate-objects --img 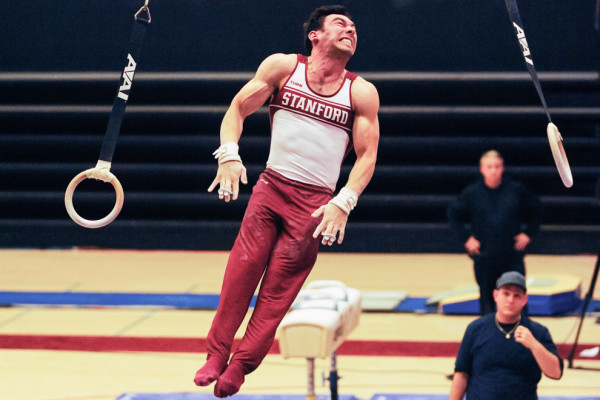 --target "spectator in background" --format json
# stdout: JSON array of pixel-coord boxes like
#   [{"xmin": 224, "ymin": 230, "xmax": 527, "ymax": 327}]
[
  {"xmin": 447, "ymin": 150, "xmax": 542, "ymax": 315},
  {"xmin": 450, "ymin": 271, "xmax": 563, "ymax": 400}
]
